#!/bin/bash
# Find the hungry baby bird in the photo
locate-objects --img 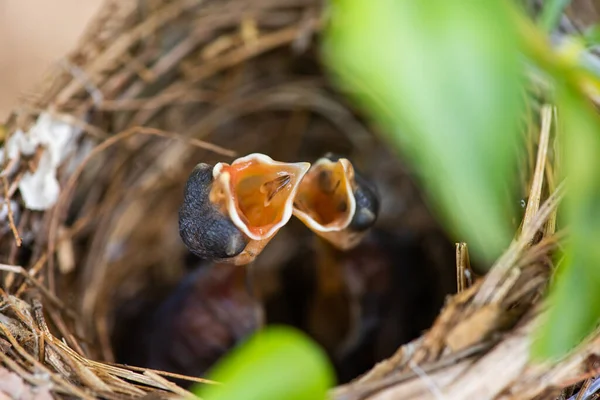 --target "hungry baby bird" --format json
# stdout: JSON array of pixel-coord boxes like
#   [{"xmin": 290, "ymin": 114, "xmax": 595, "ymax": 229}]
[
  {"xmin": 293, "ymin": 153, "xmax": 380, "ymax": 250},
  {"xmin": 179, "ymin": 153, "xmax": 310, "ymax": 265}
]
